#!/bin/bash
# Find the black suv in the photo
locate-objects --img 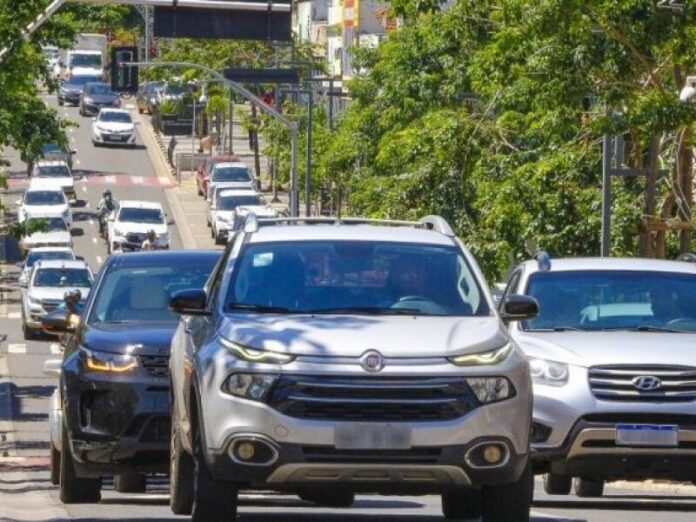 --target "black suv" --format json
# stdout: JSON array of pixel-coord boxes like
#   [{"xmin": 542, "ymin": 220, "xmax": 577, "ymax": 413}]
[{"xmin": 47, "ymin": 250, "xmax": 220, "ymax": 503}]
